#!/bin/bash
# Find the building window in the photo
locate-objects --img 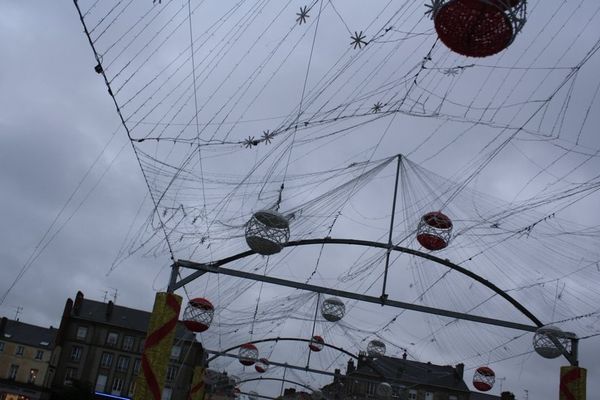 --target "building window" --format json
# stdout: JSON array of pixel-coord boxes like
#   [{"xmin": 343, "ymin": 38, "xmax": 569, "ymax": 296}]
[
  {"xmin": 111, "ymin": 377, "xmax": 125, "ymax": 395},
  {"xmin": 76, "ymin": 326, "xmax": 88, "ymax": 340},
  {"xmin": 95, "ymin": 374, "xmax": 108, "ymax": 392},
  {"xmin": 28, "ymin": 369, "xmax": 39, "ymax": 384},
  {"xmin": 35, "ymin": 350, "xmax": 44, "ymax": 360},
  {"xmin": 64, "ymin": 367, "xmax": 78, "ymax": 385},
  {"xmin": 162, "ymin": 386, "xmax": 172, "ymax": 400},
  {"xmin": 408, "ymin": 390, "xmax": 417, "ymax": 400},
  {"xmin": 123, "ymin": 335, "xmax": 135, "ymax": 351},
  {"xmin": 166, "ymin": 365, "xmax": 178, "ymax": 381},
  {"xmin": 170, "ymin": 345, "xmax": 181, "ymax": 360},
  {"xmin": 425, "ymin": 392, "xmax": 433, "ymax": 400},
  {"xmin": 116, "ymin": 356, "xmax": 130, "ymax": 372},
  {"xmin": 71, "ymin": 346, "xmax": 82, "ymax": 361},
  {"xmin": 0, "ymin": 341, "xmax": 4, "ymax": 352},
  {"xmin": 133, "ymin": 358, "xmax": 141, "ymax": 374},
  {"xmin": 15, "ymin": 345, "xmax": 24, "ymax": 356},
  {"xmin": 100, "ymin": 352, "xmax": 114, "ymax": 368},
  {"xmin": 366, "ymin": 383, "xmax": 375, "ymax": 396},
  {"xmin": 129, "ymin": 380, "xmax": 136, "ymax": 396},
  {"xmin": 106, "ymin": 332, "xmax": 119, "ymax": 346},
  {"xmin": 8, "ymin": 364, "xmax": 19, "ymax": 380}
]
